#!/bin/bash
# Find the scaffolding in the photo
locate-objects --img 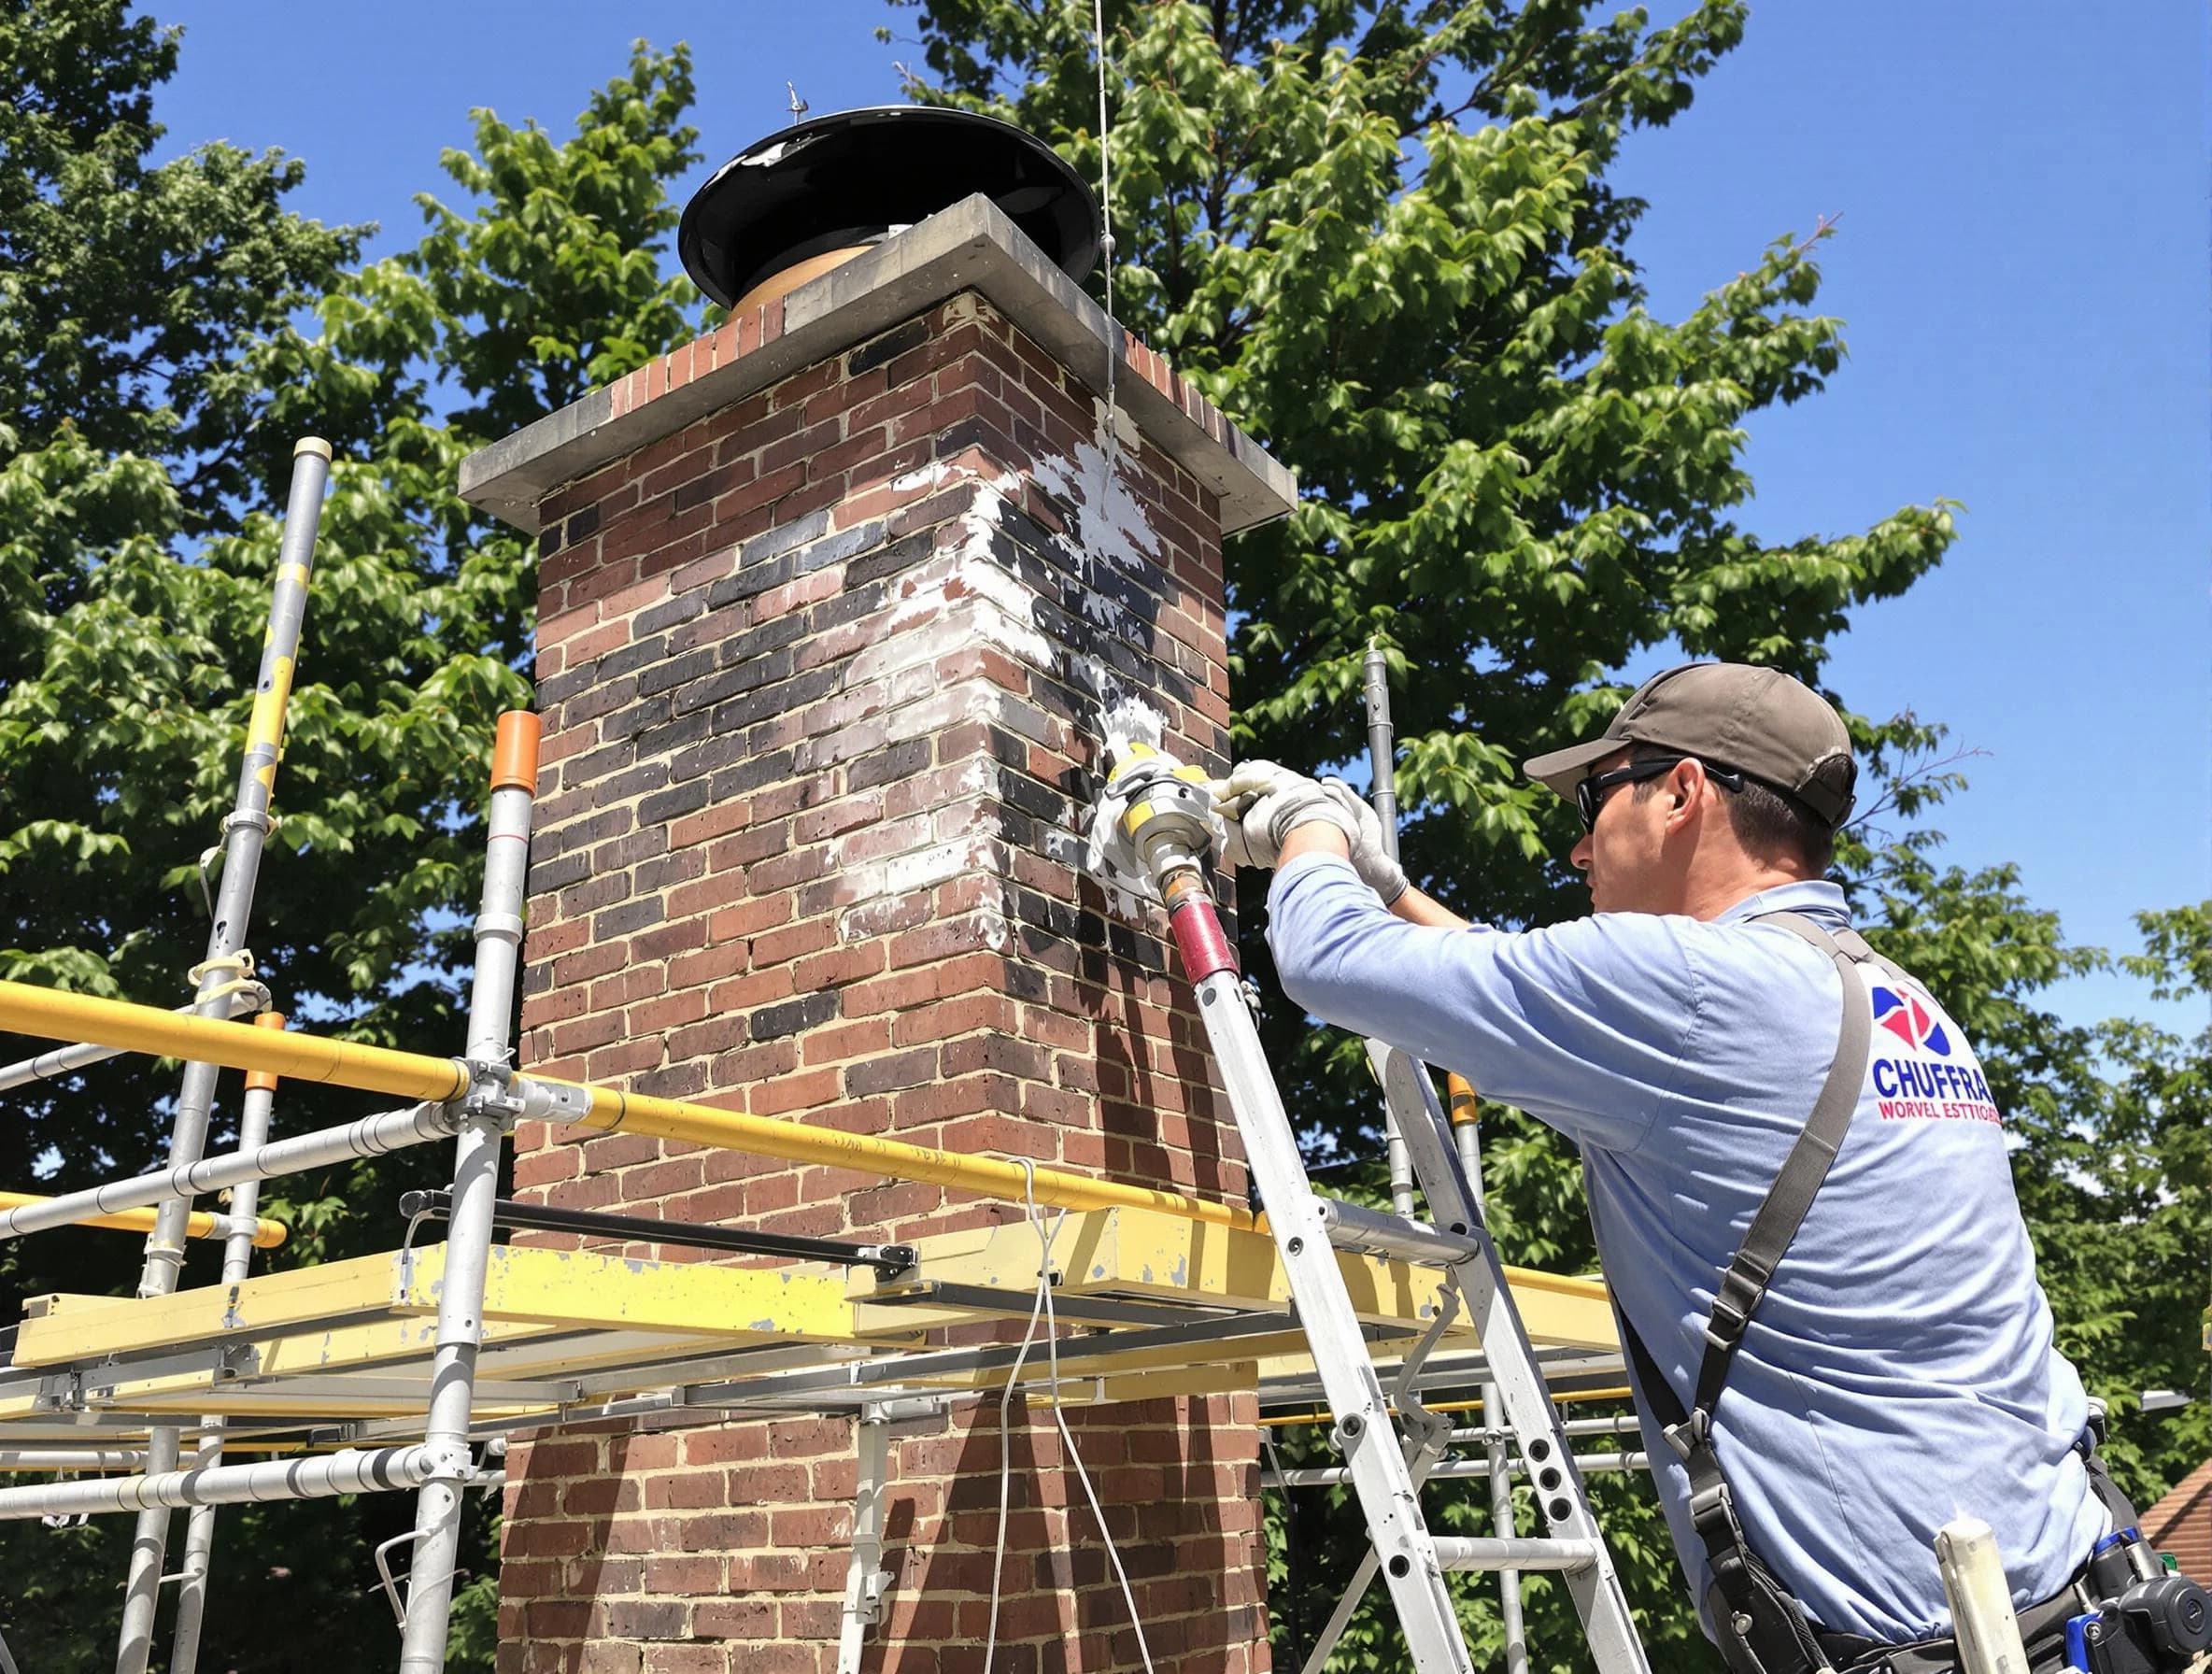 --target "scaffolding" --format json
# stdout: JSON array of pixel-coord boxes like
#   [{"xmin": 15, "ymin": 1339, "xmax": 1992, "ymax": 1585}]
[{"xmin": 0, "ymin": 441, "xmax": 1639, "ymax": 1671}]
